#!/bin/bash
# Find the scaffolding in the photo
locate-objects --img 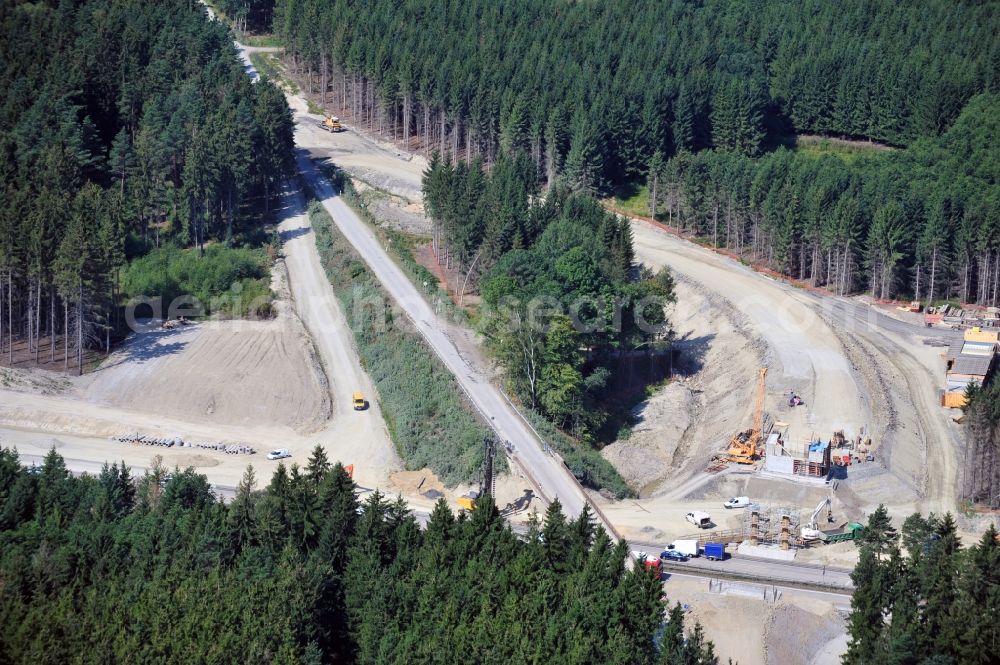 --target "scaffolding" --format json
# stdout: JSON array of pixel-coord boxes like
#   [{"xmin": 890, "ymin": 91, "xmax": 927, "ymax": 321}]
[{"xmin": 743, "ymin": 504, "xmax": 802, "ymax": 549}]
